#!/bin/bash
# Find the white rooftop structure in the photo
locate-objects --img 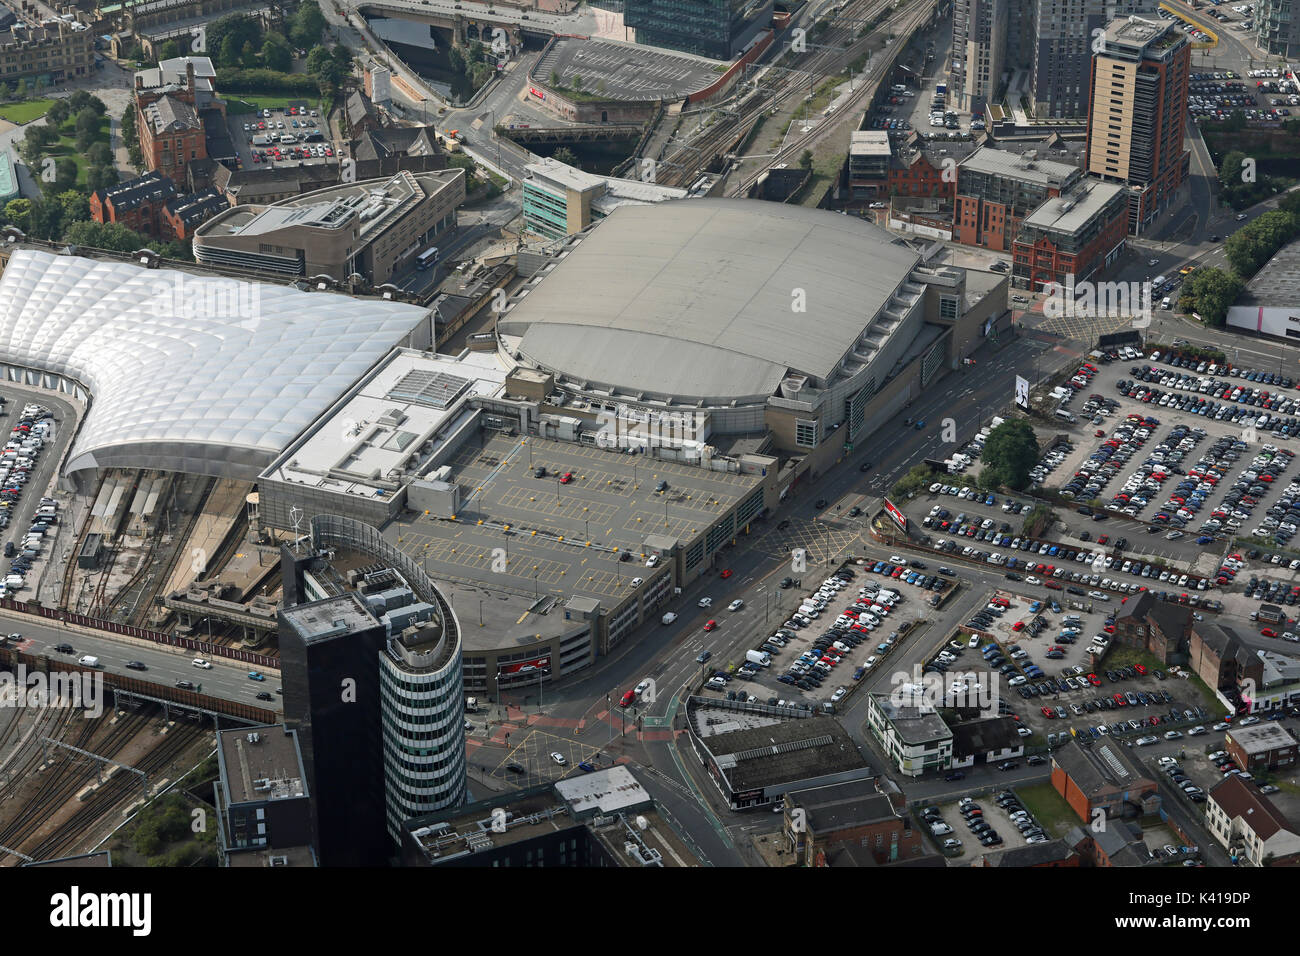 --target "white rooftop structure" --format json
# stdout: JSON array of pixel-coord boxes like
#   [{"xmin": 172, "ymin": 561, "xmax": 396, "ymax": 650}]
[
  {"xmin": 263, "ymin": 348, "xmax": 509, "ymax": 496},
  {"xmin": 0, "ymin": 250, "xmax": 427, "ymax": 480}
]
